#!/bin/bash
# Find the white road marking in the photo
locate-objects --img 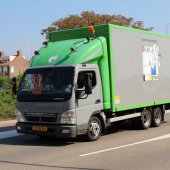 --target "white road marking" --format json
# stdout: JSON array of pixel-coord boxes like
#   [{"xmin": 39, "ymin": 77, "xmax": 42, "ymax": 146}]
[
  {"xmin": 80, "ymin": 134, "xmax": 170, "ymax": 157},
  {"xmin": 0, "ymin": 130, "xmax": 21, "ymax": 140}
]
